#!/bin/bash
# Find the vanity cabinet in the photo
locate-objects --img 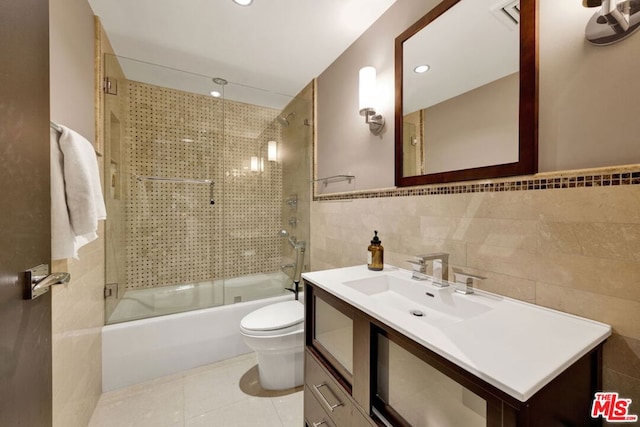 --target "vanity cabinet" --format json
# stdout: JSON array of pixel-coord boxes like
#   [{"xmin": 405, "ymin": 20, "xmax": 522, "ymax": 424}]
[
  {"xmin": 304, "ymin": 280, "xmax": 604, "ymax": 427},
  {"xmin": 305, "ymin": 351, "xmax": 374, "ymax": 427}
]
